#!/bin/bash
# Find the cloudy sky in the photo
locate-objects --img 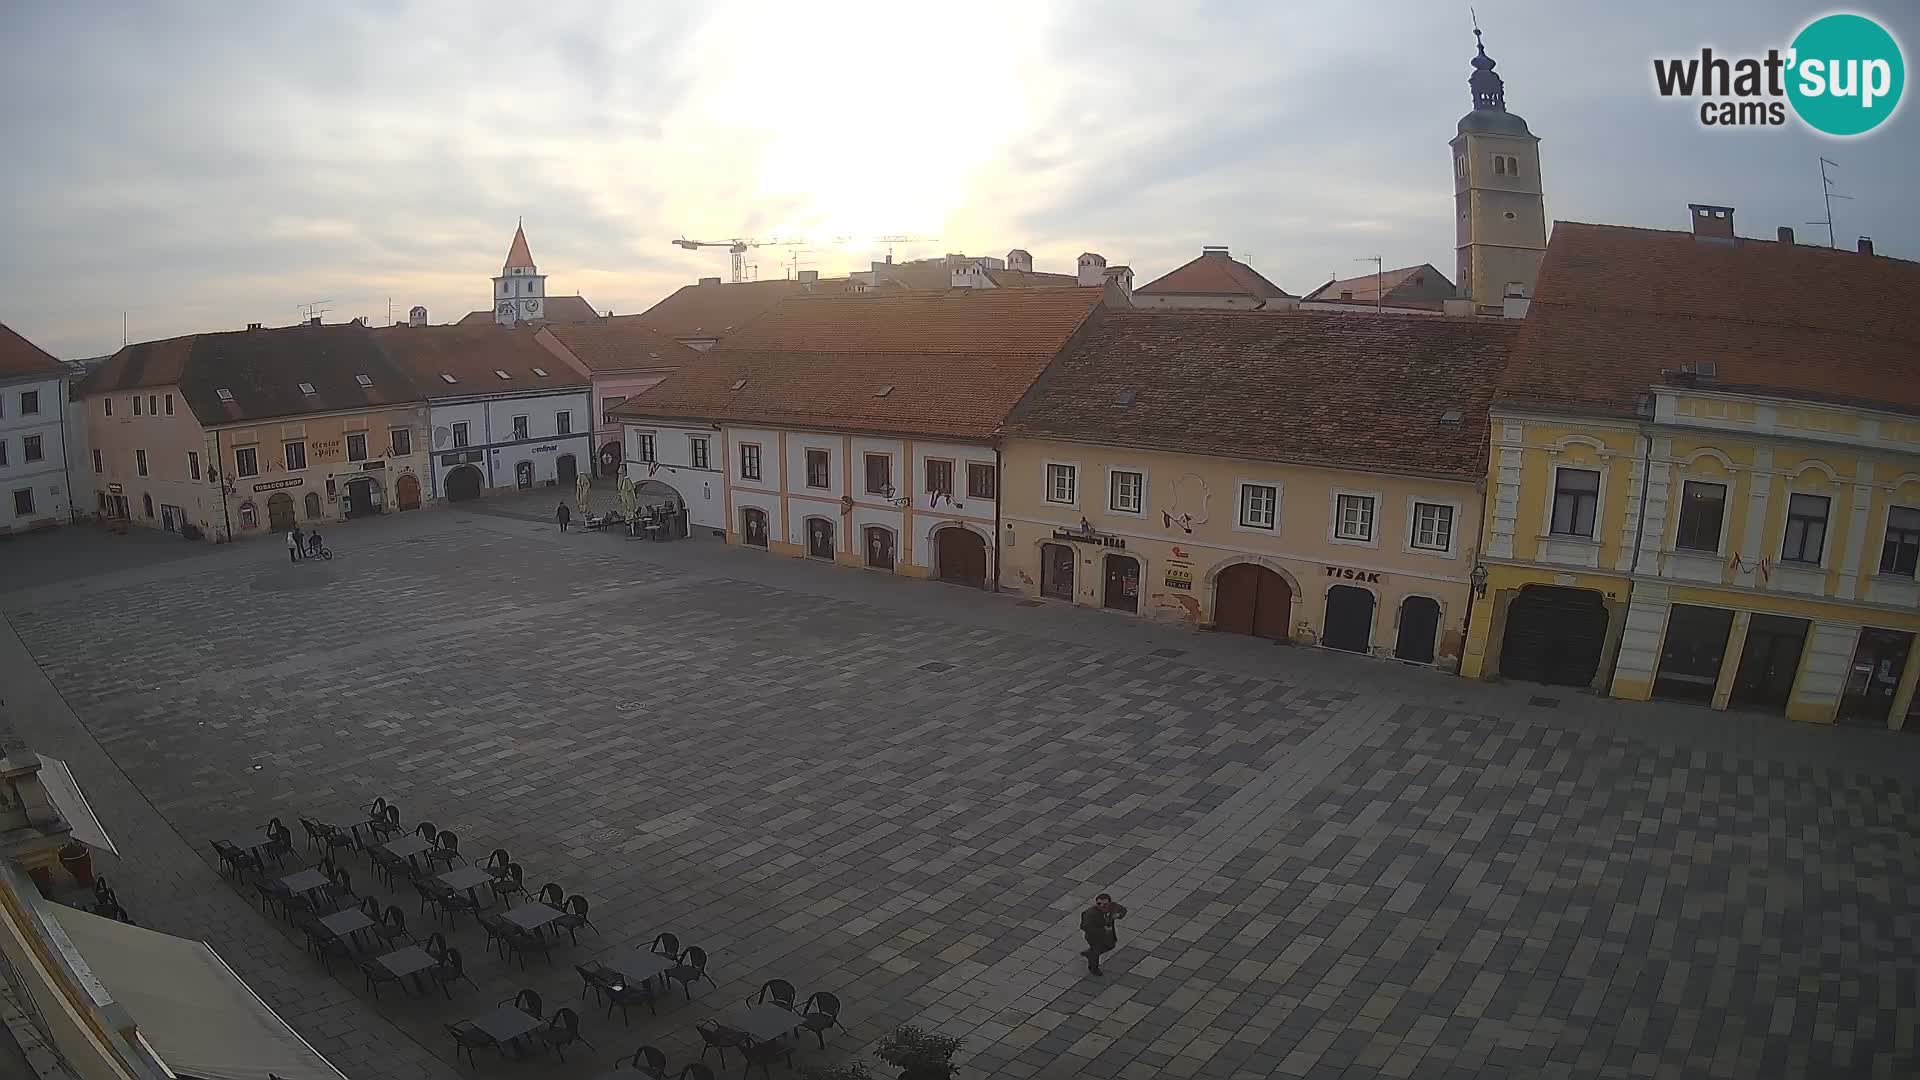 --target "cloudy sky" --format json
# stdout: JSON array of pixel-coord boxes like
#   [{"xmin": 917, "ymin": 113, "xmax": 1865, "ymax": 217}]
[{"xmin": 4, "ymin": 1, "xmax": 1915, "ymax": 358}]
